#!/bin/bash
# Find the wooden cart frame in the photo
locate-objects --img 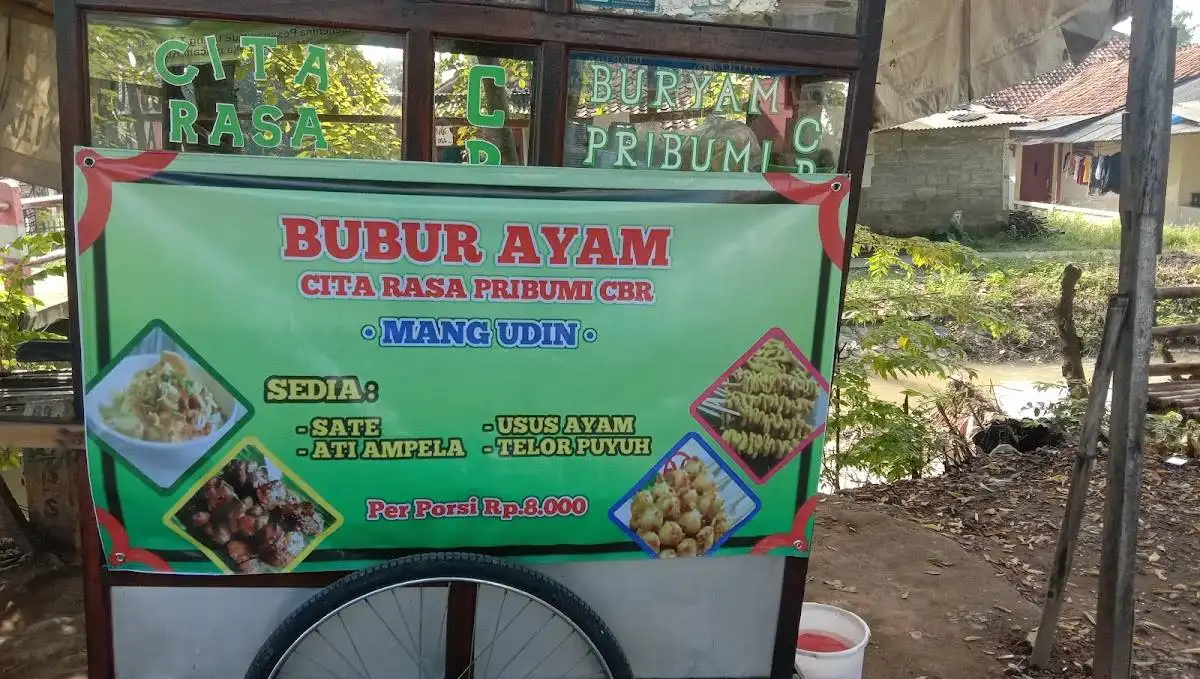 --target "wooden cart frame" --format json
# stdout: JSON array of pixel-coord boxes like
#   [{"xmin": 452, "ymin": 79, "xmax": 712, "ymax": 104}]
[{"xmin": 50, "ymin": 0, "xmax": 886, "ymax": 676}]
